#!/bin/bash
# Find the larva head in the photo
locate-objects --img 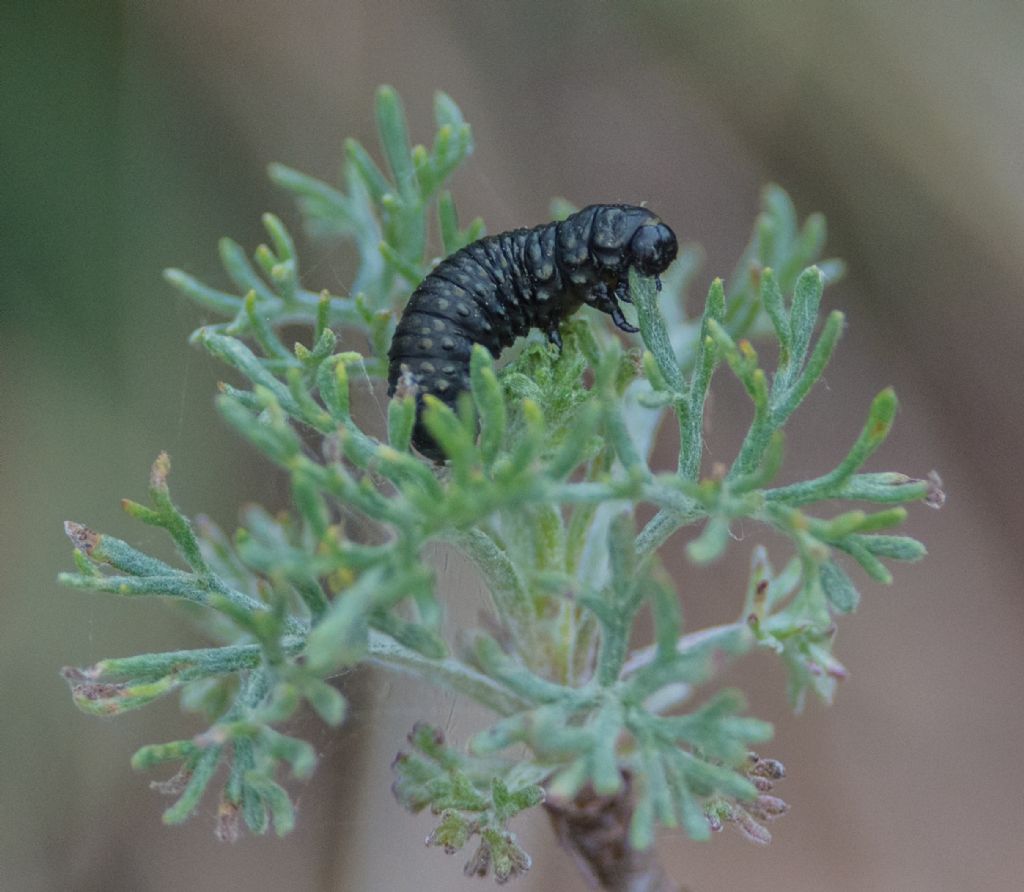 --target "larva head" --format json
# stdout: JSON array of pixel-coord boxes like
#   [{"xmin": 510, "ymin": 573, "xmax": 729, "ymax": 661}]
[
  {"xmin": 586, "ymin": 205, "xmax": 678, "ymax": 278},
  {"xmin": 628, "ymin": 218, "xmax": 678, "ymax": 278}
]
